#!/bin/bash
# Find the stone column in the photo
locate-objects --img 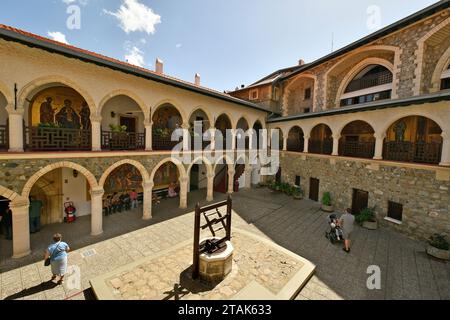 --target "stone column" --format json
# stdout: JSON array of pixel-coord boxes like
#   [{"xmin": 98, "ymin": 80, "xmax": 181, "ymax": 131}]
[
  {"xmin": 6, "ymin": 105, "xmax": 24, "ymax": 152},
  {"xmin": 144, "ymin": 120, "xmax": 153, "ymax": 151},
  {"xmin": 179, "ymin": 177, "xmax": 188, "ymax": 209},
  {"xmin": 303, "ymin": 135, "xmax": 310, "ymax": 153},
  {"xmin": 11, "ymin": 199, "xmax": 31, "ymax": 259},
  {"xmin": 90, "ymin": 115, "xmax": 102, "ymax": 152},
  {"xmin": 207, "ymin": 172, "xmax": 214, "ymax": 202},
  {"xmin": 332, "ymin": 134, "xmax": 341, "ymax": 156},
  {"xmin": 210, "ymin": 128, "xmax": 216, "ymax": 151},
  {"xmin": 439, "ymin": 132, "xmax": 450, "ymax": 166},
  {"xmin": 142, "ymin": 181, "xmax": 154, "ymax": 220},
  {"xmin": 373, "ymin": 132, "xmax": 386, "ymax": 160},
  {"xmin": 244, "ymin": 166, "xmax": 252, "ymax": 189},
  {"xmin": 227, "ymin": 168, "xmax": 236, "ymax": 194},
  {"xmin": 283, "ymin": 137, "xmax": 288, "ymax": 151},
  {"xmin": 90, "ymin": 187, "xmax": 104, "ymax": 236},
  {"xmin": 182, "ymin": 123, "xmax": 190, "ymax": 152},
  {"xmin": 231, "ymin": 130, "xmax": 237, "ymax": 150}
]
